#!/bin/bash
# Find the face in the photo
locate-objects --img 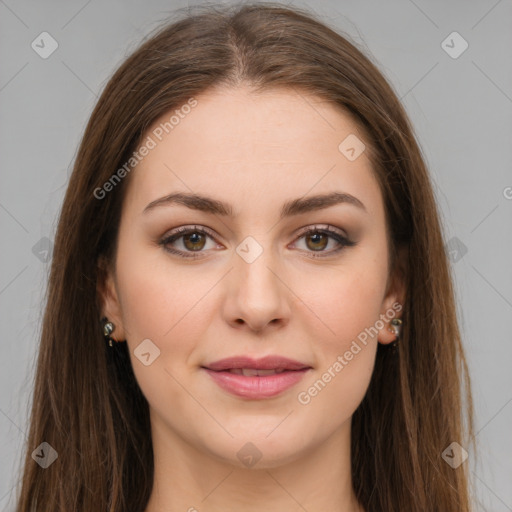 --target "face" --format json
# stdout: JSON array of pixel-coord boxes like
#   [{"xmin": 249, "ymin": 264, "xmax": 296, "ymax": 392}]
[{"xmin": 100, "ymin": 84, "xmax": 404, "ymax": 469}]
